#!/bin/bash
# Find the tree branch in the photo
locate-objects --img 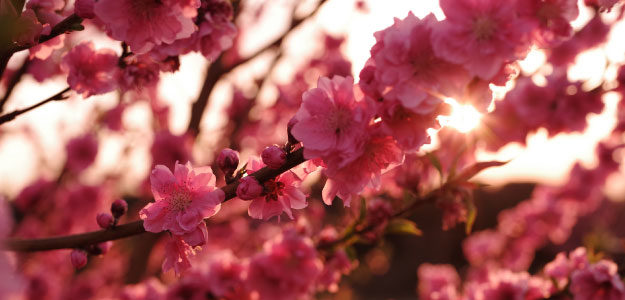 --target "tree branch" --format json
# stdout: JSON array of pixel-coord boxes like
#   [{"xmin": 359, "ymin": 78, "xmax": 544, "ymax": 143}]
[
  {"xmin": 0, "ymin": 86, "xmax": 70, "ymax": 126},
  {"xmin": 0, "ymin": 14, "xmax": 83, "ymax": 79},
  {"xmin": 186, "ymin": 0, "xmax": 327, "ymax": 134},
  {"xmin": 0, "ymin": 58, "xmax": 30, "ymax": 113},
  {"xmin": 1, "ymin": 148, "xmax": 306, "ymax": 252}
]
